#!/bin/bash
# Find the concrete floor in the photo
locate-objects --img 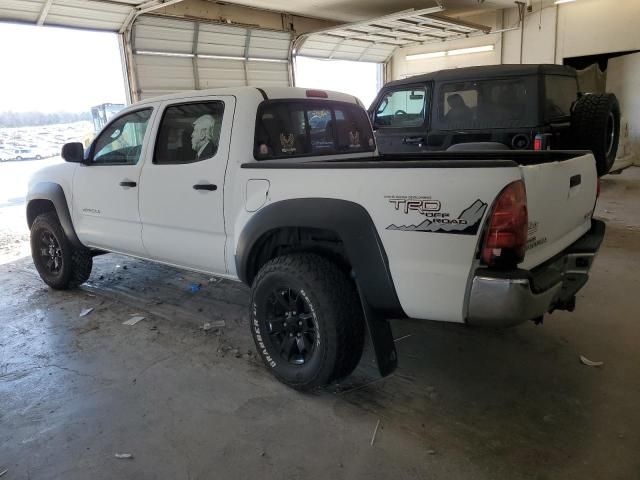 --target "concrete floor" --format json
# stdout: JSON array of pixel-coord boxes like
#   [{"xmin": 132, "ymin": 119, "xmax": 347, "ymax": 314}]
[{"xmin": 1, "ymin": 168, "xmax": 639, "ymax": 480}]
